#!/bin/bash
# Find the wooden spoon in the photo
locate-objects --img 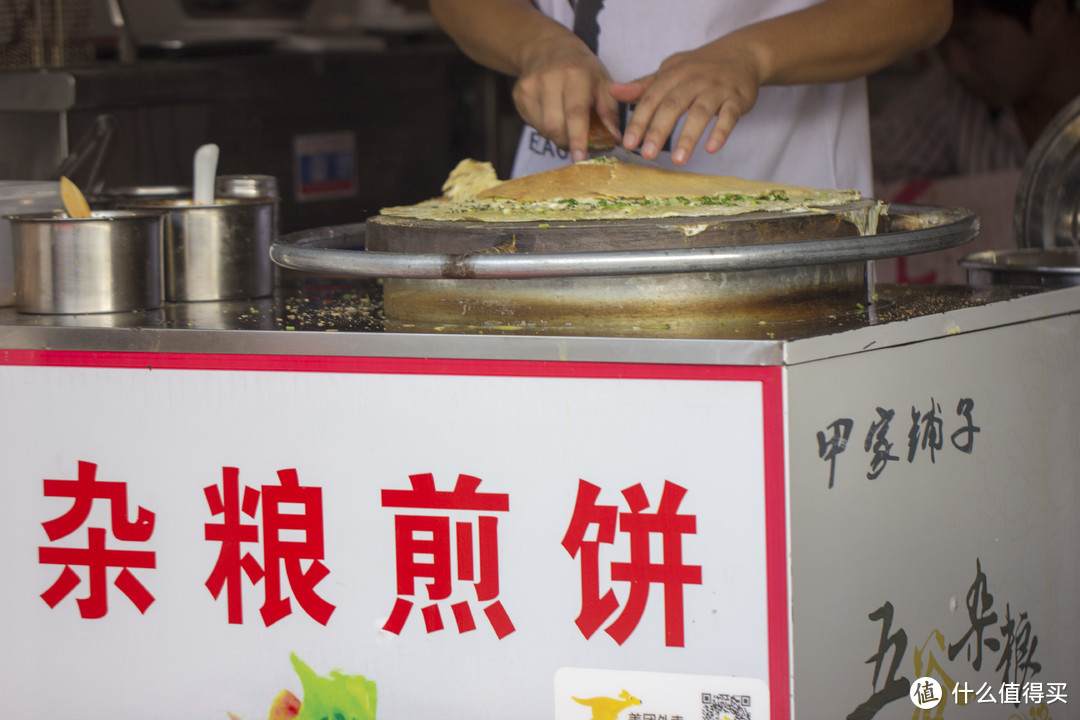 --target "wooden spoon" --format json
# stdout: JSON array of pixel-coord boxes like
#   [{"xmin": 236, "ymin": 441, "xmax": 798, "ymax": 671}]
[{"xmin": 60, "ymin": 176, "xmax": 92, "ymax": 219}]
